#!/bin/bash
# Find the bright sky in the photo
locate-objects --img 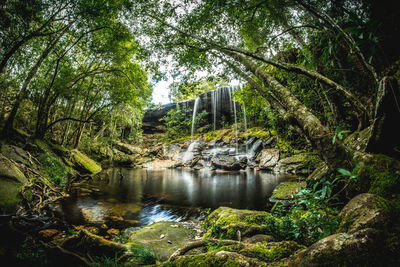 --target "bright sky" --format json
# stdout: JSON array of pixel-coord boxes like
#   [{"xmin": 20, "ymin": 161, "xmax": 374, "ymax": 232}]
[{"xmin": 152, "ymin": 79, "xmax": 172, "ymax": 105}]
